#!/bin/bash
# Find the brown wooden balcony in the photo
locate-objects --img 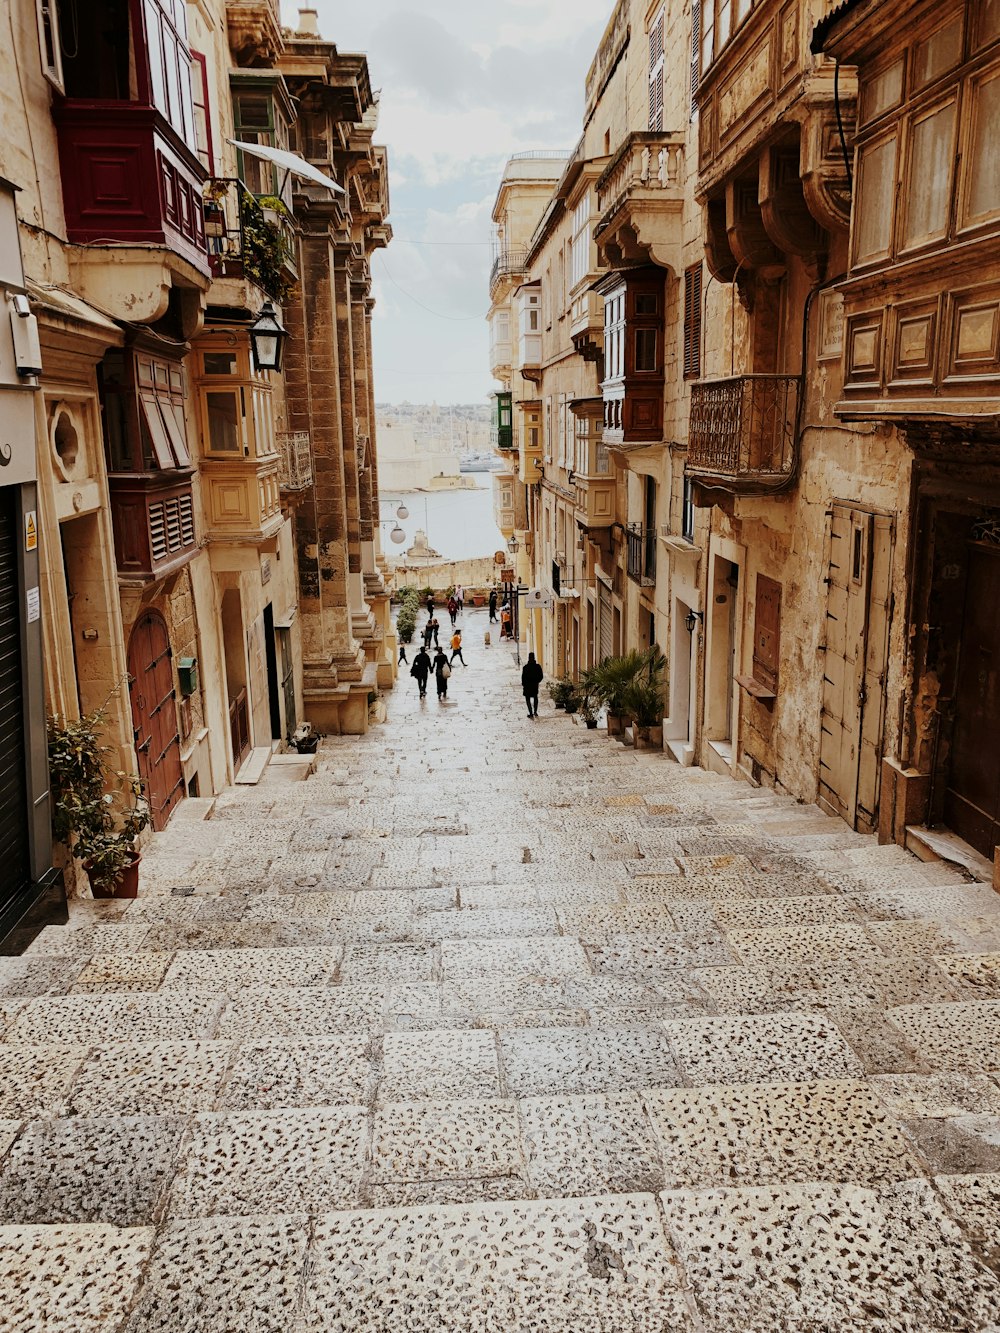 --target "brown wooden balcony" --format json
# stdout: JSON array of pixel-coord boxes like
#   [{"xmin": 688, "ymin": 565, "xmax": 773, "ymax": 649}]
[
  {"xmin": 687, "ymin": 375, "xmax": 800, "ymax": 494},
  {"xmin": 202, "ymin": 457, "xmax": 283, "ymax": 544},
  {"xmin": 109, "ymin": 474, "xmax": 198, "ymax": 582},
  {"xmin": 53, "ymin": 102, "xmax": 209, "ymax": 277}
]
